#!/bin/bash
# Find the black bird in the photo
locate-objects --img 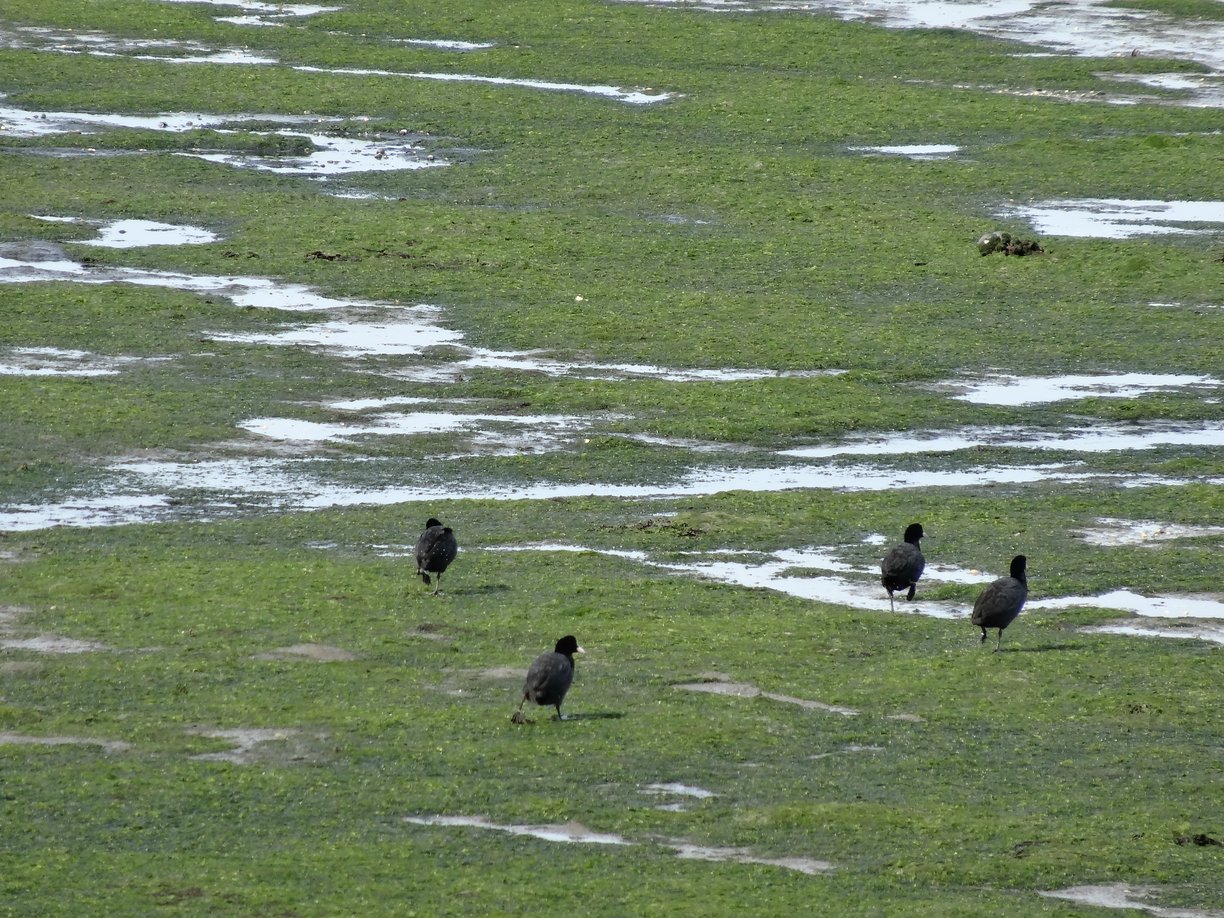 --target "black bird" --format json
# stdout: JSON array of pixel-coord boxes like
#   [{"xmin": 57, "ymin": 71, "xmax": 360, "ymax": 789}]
[
  {"xmin": 512, "ymin": 635, "xmax": 584, "ymax": 723},
  {"xmin": 414, "ymin": 517, "xmax": 457, "ymax": 595},
  {"xmin": 971, "ymin": 555, "xmax": 1028, "ymax": 652},
  {"xmin": 881, "ymin": 522, "xmax": 925, "ymax": 611}
]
